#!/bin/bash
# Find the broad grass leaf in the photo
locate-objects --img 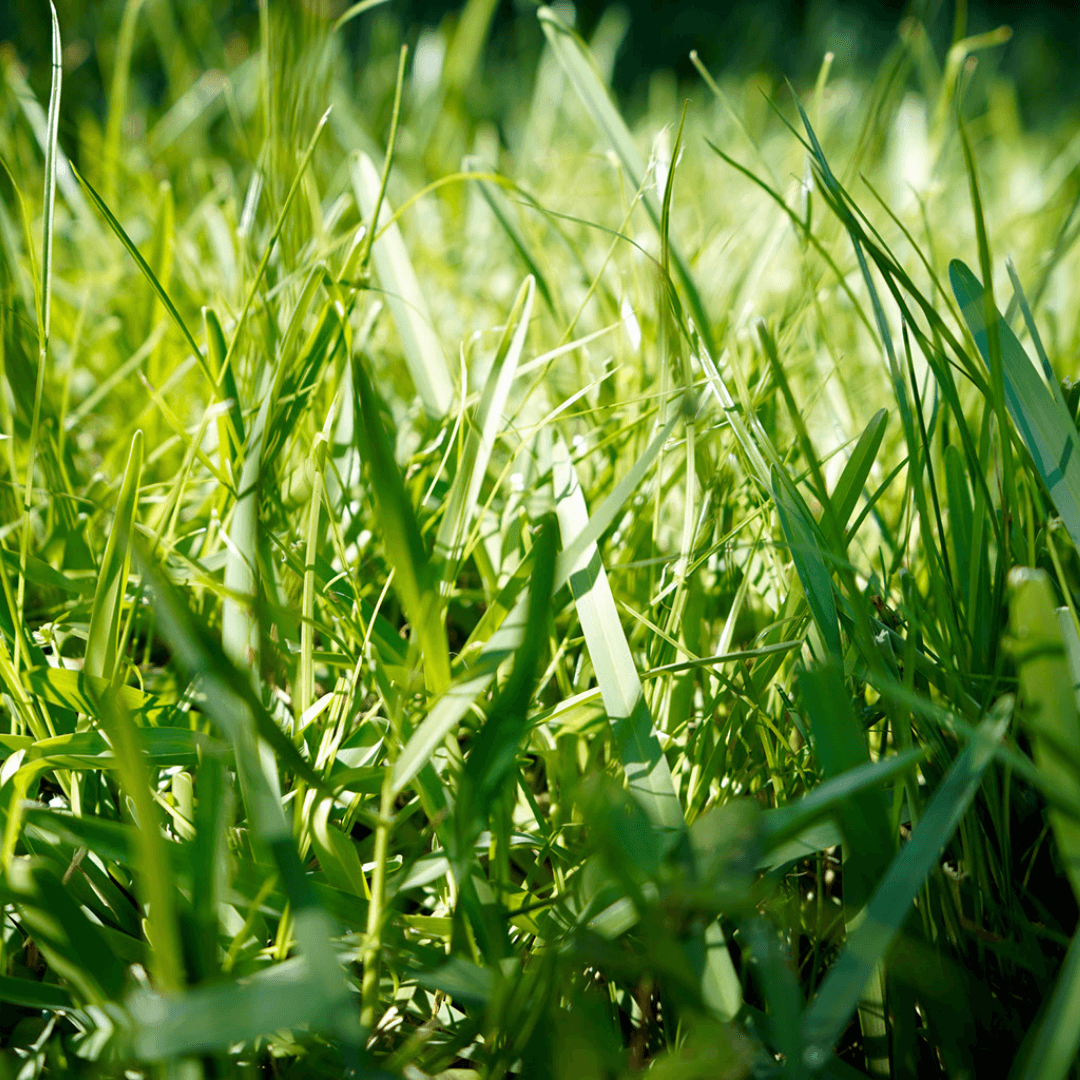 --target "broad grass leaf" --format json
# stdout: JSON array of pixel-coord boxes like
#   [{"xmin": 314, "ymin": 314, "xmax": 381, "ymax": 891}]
[
  {"xmin": 950, "ymin": 259, "xmax": 1080, "ymax": 553},
  {"xmin": 1008, "ymin": 569, "xmax": 1080, "ymax": 904}
]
